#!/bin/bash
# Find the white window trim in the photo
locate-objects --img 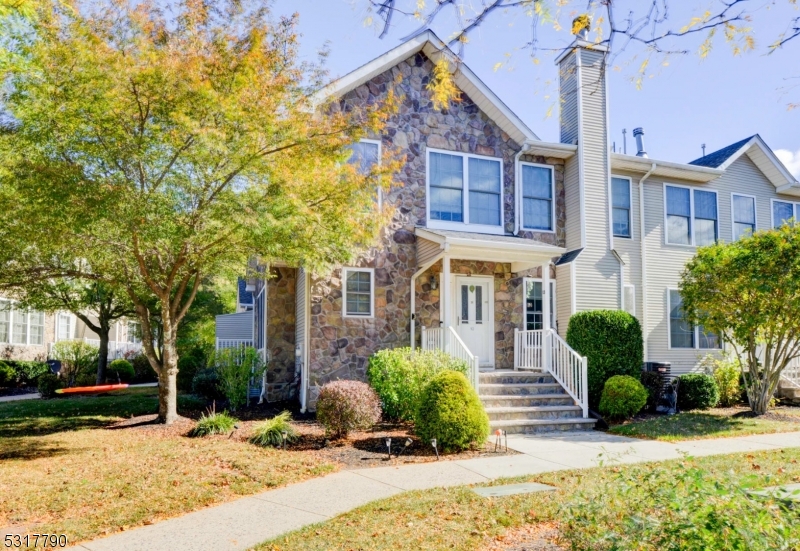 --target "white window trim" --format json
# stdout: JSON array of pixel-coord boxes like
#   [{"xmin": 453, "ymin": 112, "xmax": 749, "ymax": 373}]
[
  {"xmin": 426, "ymin": 147, "xmax": 505, "ymax": 236},
  {"xmin": 623, "ymin": 284, "xmax": 636, "ymax": 317},
  {"xmin": 730, "ymin": 192, "xmax": 757, "ymax": 241},
  {"xmin": 663, "ymin": 182, "xmax": 720, "ymax": 248},
  {"xmin": 357, "ymin": 139, "xmax": 383, "ymax": 211},
  {"xmin": 769, "ymin": 197, "xmax": 800, "ymax": 229},
  {"xmin": 611, "ymin": 175, "xmax": 633, "ymax": 239},
  {"xmin": 522, "ymin": 277, "xmax": 556, "ymax": 330},
  {"xmin": 518, "ymin": 161, "xmax": 556, "ymax": 234},
  {"xmin": 342, "ymin": 267, "xmax": 375, "ymax": 319},
  {"xmin": 0, "ymin": 299, "xmax": 45, "ymax": 347},
  {"xmin": 666, "ymin": 288, "xmax": 723, "ymax": 351}
]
